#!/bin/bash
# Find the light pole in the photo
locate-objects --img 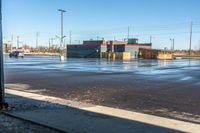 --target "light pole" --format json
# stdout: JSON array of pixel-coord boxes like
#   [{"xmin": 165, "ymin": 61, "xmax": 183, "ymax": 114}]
[
  {"xmin": 58, "ymin": 9, "xmax": 66, "ymax": 49},
  {"xmin": 17, "ymin": 36, "xmax": 19, "ymax": 48},
  {"xmin": 170, "ymin": 38, "xmax": 174, "ymax": 50}
]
